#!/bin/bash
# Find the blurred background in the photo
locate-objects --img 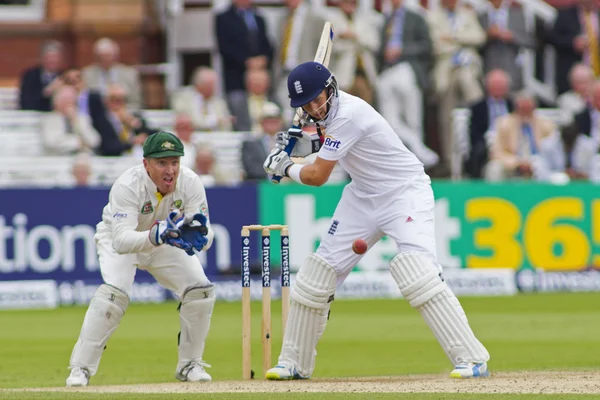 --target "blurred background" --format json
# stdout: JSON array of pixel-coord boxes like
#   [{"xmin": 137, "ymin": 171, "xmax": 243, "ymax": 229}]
[{"xmin": 0, "ymin": 0, "xmax": 599, "ymax": 308}]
